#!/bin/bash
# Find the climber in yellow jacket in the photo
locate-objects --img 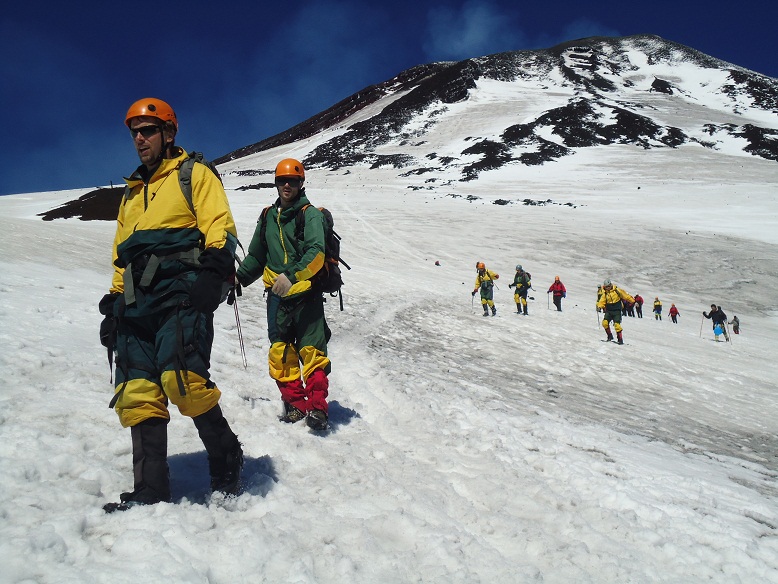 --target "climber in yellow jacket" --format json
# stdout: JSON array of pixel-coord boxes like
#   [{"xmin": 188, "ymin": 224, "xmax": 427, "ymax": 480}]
[
  {"xmin": 472, "ymin": 262, "xmax": 499, "ymax": 316},
  {"xmin": 98, "ymin": 98, "xmax": 242, "ymax": 511},
  {"xmin": 596, "ymin": 279, "xmax": 635, "ymax": 344}
]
